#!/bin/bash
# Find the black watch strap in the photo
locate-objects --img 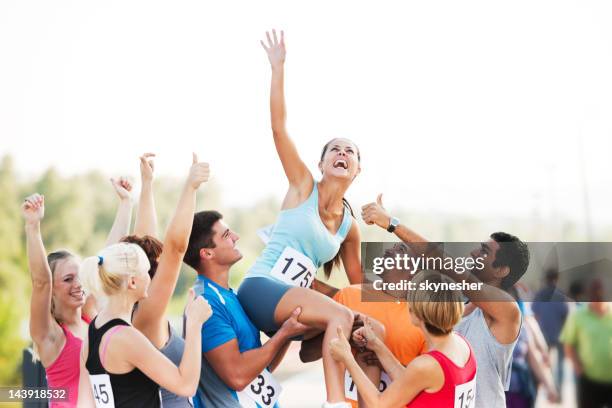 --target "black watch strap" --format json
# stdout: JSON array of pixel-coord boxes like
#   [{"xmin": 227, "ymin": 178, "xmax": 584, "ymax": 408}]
[{"xmin": 387, "ymin": 216, "xmax": 399, "ymax": 233}]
